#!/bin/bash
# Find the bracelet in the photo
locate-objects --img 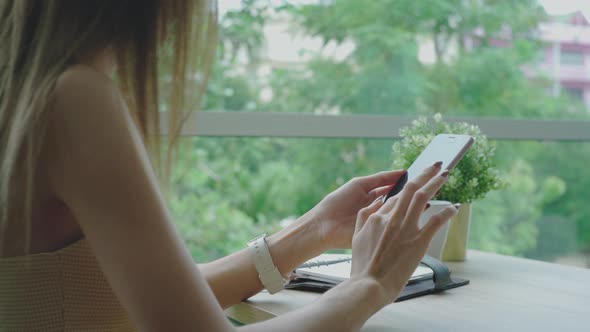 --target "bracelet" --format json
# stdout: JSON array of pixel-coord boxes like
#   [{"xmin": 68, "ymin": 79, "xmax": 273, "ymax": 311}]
[{"xmin": 247, "ymin": 234, "xmax": 288, "ymax": 294}]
